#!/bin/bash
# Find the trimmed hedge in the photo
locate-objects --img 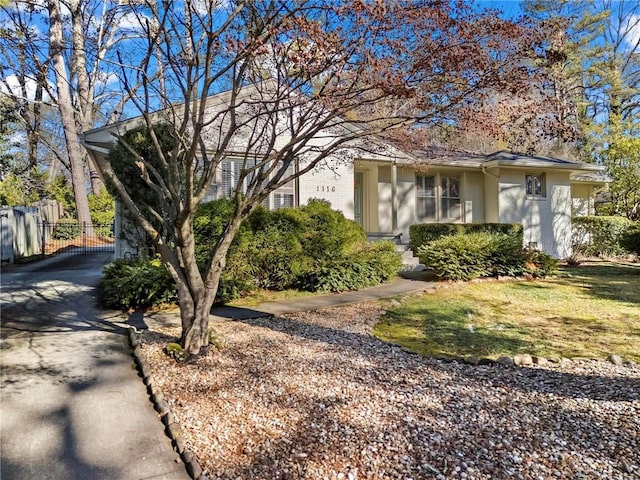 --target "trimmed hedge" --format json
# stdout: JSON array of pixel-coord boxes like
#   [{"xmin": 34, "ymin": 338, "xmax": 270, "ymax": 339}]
[
  {"xmin": 417, "ymin": 232, "xmax": 557, "ymax": 281},
  {"xmin": 572, "ymin": 216, "xmax": 635, "ymax": 257},
  {"xmin": 409, "ymin": 222, "xmax": 523, "ymax": 251}
]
